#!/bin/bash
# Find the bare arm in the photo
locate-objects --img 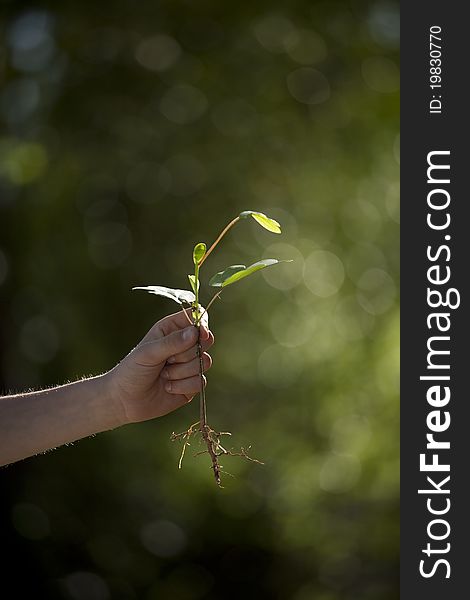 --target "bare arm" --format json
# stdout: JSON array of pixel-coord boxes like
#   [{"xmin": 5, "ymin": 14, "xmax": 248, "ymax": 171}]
[
  {"xmin": 0, "ymin": 375, "xmax": 119, "ymax": 466},
  {"xmin": 0, "ymin": 310, "xmax": 214, "ymax": 466}
]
